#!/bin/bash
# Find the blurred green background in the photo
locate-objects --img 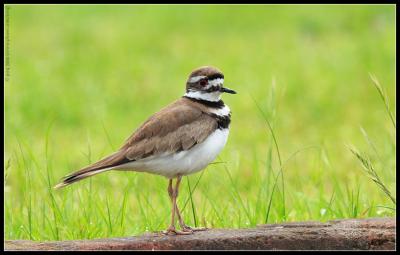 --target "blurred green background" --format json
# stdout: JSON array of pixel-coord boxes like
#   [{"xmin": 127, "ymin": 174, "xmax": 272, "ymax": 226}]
[{"xmin": 5, "ymin": 5, "xmax": 395, "ymax": 241}]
